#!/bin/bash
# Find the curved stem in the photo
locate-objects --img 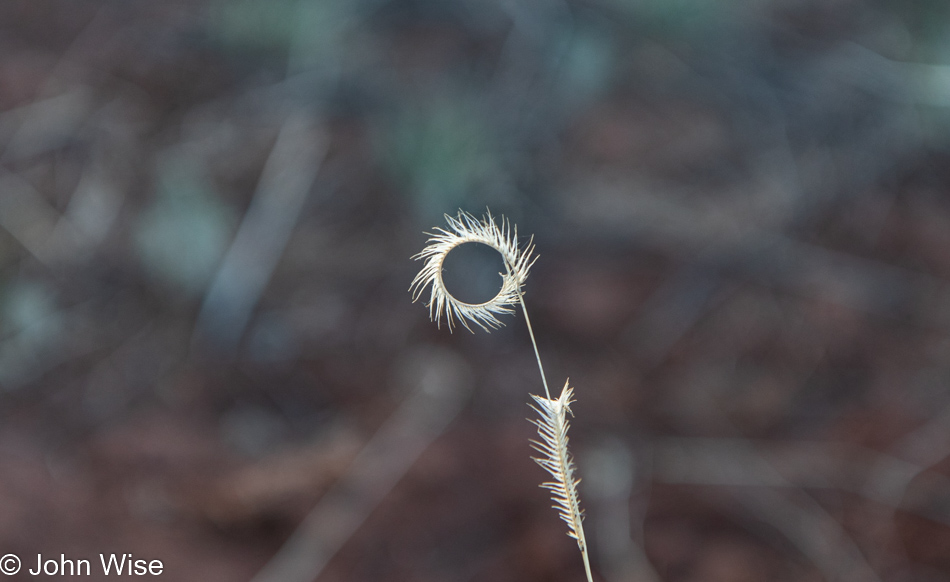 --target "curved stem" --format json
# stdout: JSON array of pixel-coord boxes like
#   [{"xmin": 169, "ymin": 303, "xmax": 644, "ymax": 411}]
[
  {"xmin": 517, "ymin": 292, "xmax": 550, "ymax": 400},
  {"xmin": 508, "ymin": 267, "xmax": 592, "ymax": 582},
  {"xmin": 499, "ymin": 254, "xmax": 550, "ymax": 399}
]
